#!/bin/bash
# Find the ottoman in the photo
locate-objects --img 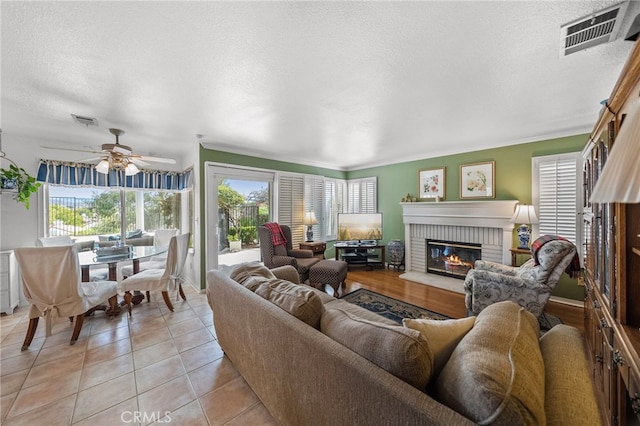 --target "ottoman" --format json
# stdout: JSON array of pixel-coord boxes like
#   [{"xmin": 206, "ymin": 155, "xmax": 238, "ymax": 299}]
[{"xmin": 309, "ymin": 260, "xmax": 348, "ymax": 297}]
